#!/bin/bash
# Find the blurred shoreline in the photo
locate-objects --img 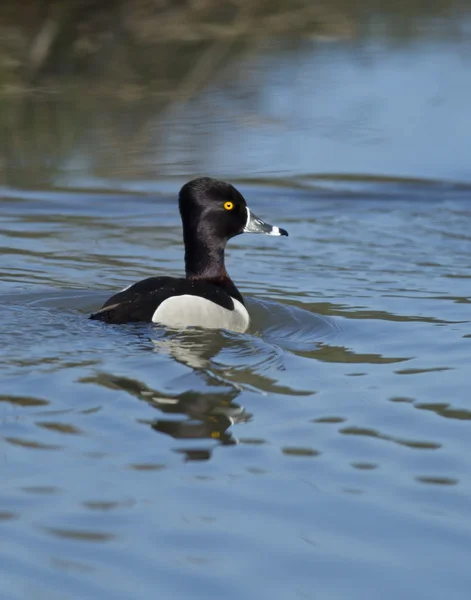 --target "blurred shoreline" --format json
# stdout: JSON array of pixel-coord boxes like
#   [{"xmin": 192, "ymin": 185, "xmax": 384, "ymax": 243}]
[
  {"xmin": 0, "ymin": 0, "xmax": 470, "ymax": 187},
  {"xmin": 0, "ymin": 0, "xmax": 468, "ymax": 92},
  {"xmin": 0, "ymin": 0, "xmax": 350, "ymax": 93}
]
